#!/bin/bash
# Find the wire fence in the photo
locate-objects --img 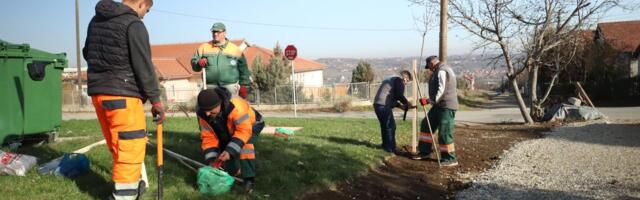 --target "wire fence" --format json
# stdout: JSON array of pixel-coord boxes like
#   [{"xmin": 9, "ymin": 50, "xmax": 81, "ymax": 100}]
[{"xmin": 61, "ymin": 82, "xmax": 427, "ymax": 111}]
